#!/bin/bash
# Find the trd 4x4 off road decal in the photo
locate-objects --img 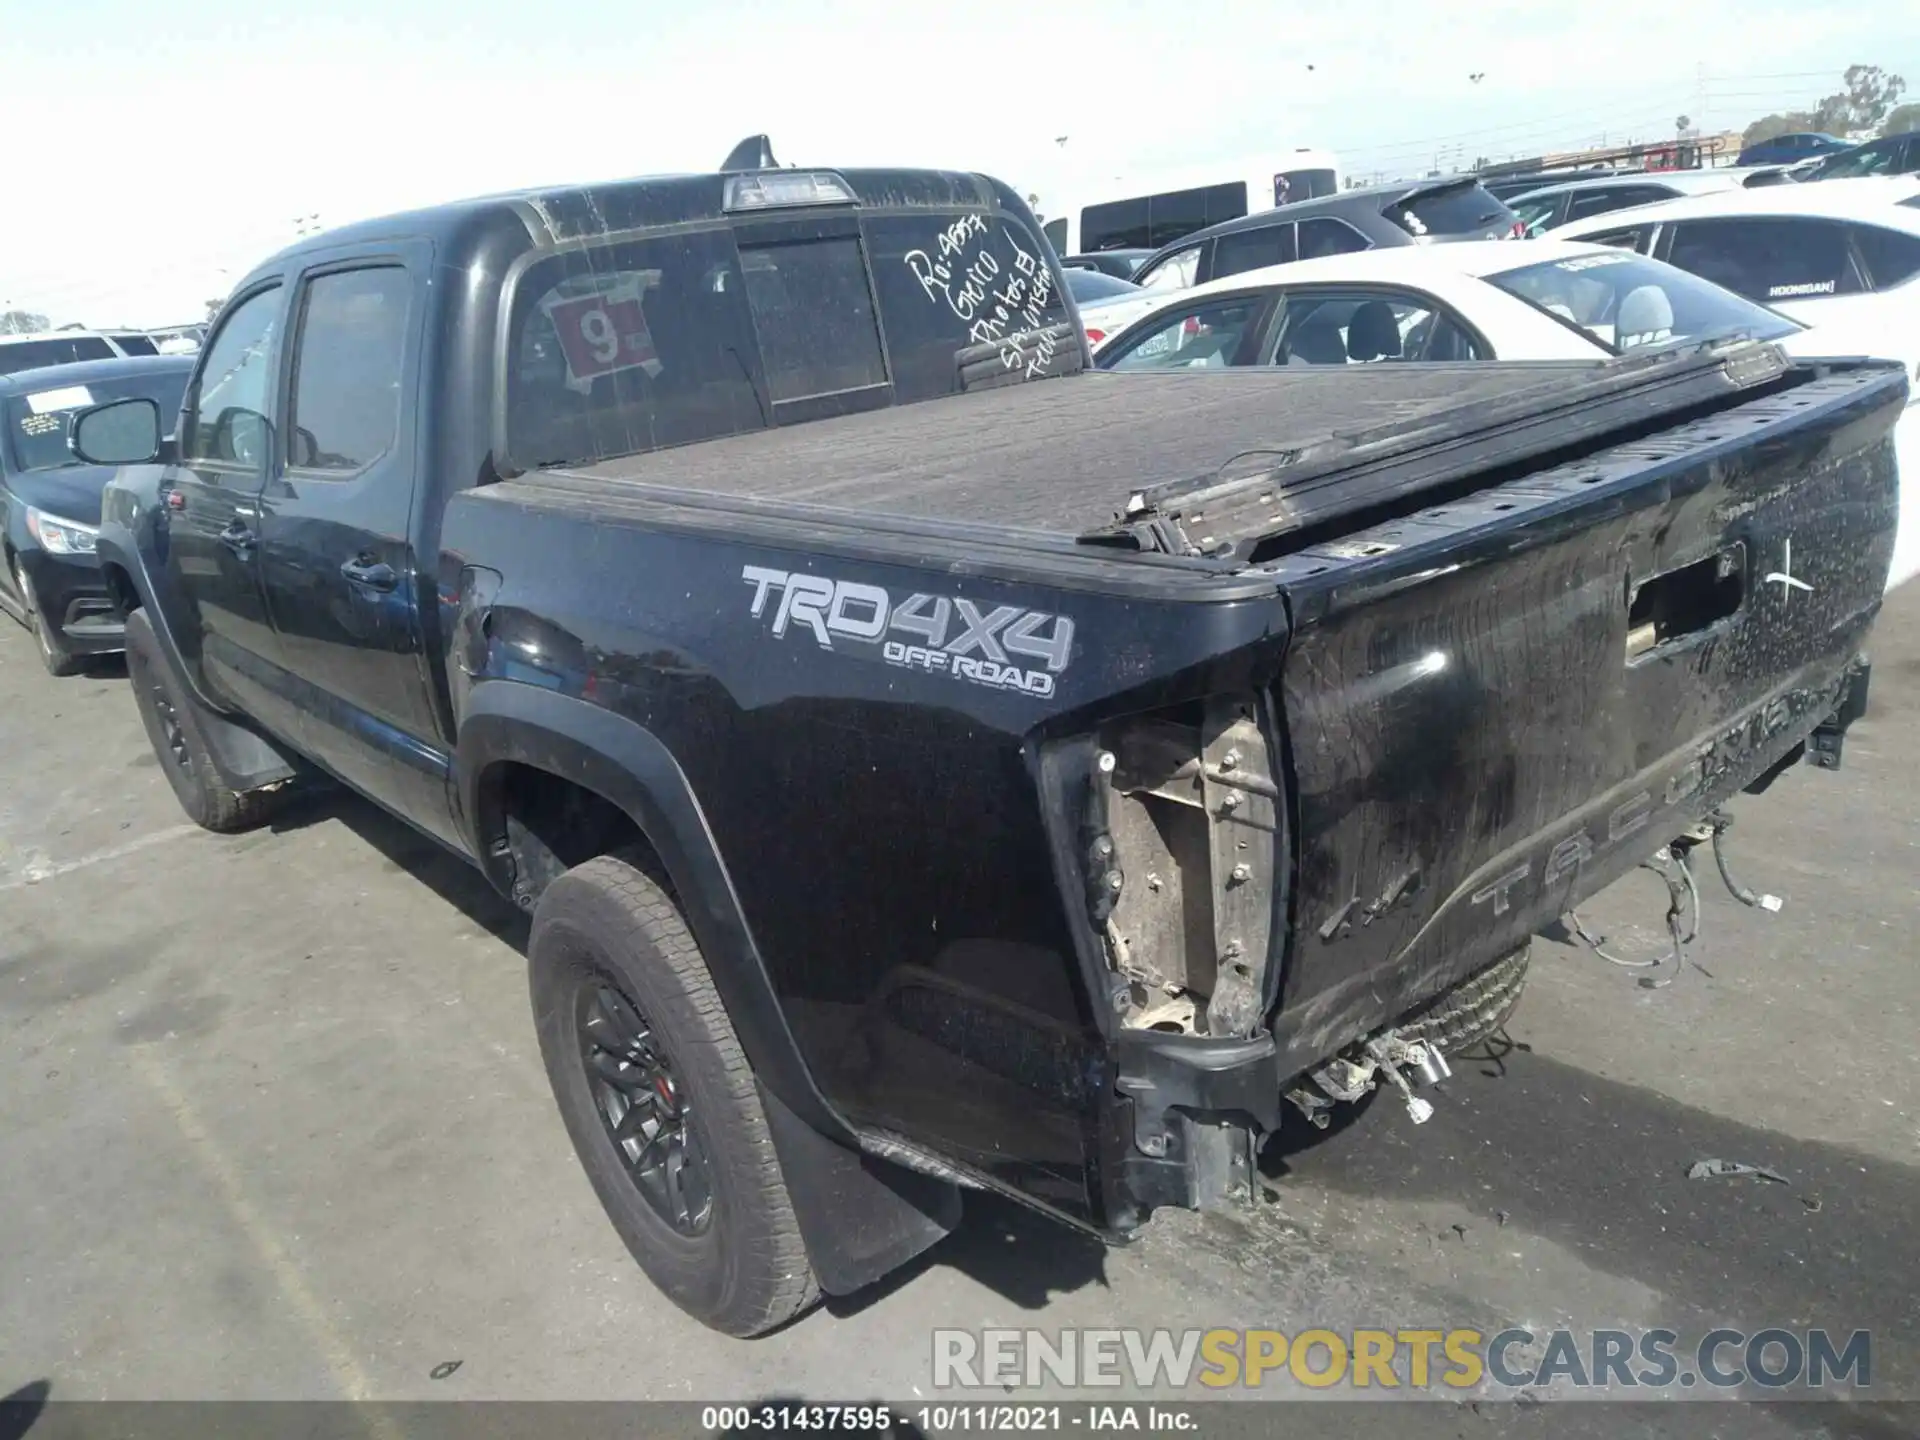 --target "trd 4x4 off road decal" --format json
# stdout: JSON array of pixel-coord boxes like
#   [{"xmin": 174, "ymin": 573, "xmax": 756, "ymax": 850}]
[{"xmin": 741, "ymin": 566, "xmax": 1074, "ymax": 698}]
